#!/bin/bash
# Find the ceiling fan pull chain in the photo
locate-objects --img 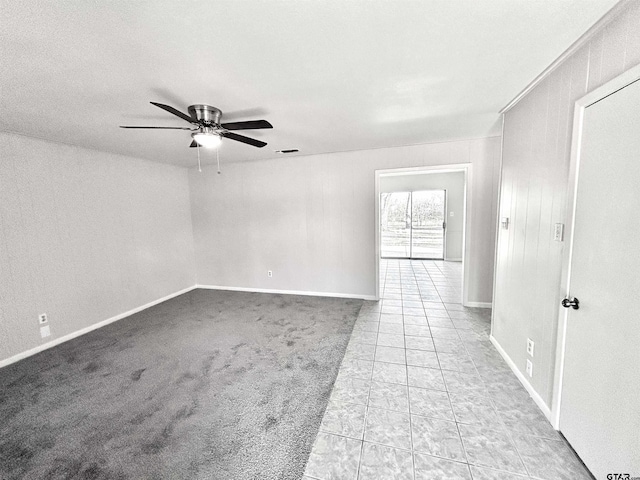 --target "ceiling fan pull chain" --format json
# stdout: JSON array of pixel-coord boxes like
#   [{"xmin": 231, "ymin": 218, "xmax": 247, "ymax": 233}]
[
  {"xmin": 217, "ymin": 148, "xmax": 221, "ymax": 175},
  {"xmin": 197, "ymin": 145, "xmax": 202, "ymax": 173}
]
